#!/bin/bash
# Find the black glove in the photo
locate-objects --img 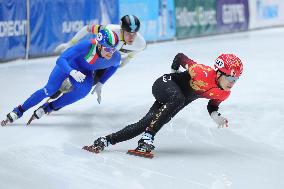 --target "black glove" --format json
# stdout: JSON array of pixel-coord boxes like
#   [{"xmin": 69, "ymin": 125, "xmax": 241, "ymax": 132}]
[{"xmin": 171, "ymin": 53, "xmax": 184, "ymax": 73}]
